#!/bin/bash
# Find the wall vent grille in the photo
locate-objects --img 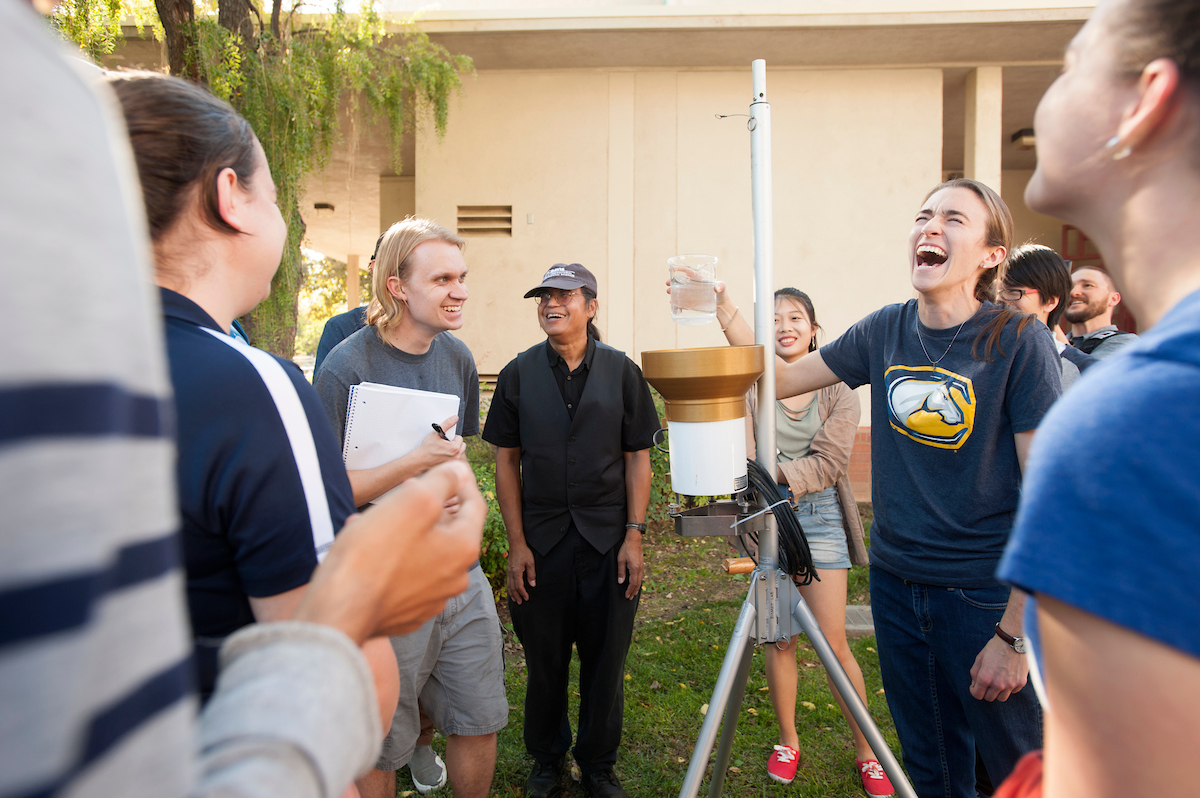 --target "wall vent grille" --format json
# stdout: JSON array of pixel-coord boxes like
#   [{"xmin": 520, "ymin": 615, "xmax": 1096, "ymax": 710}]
[{"xmin": 457, "ymin": 205, "xmax": 512, "ymax": 237}]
